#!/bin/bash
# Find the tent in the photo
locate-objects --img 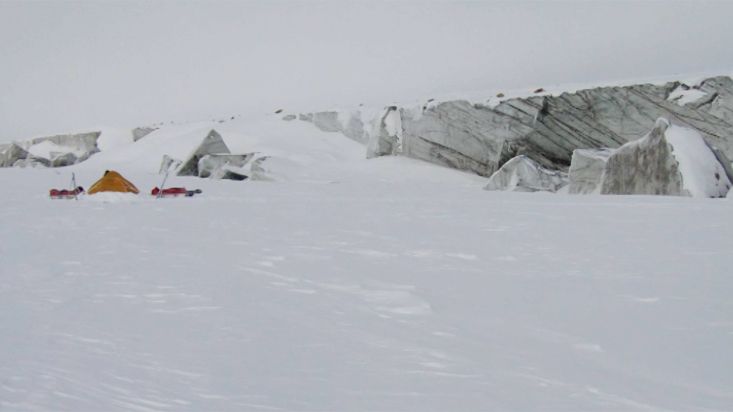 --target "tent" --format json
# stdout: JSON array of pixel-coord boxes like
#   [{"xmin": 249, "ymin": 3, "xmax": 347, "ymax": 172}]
[{"xmin": 88, "ymin": 170, "xmax": 139, "ymax": 194}]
